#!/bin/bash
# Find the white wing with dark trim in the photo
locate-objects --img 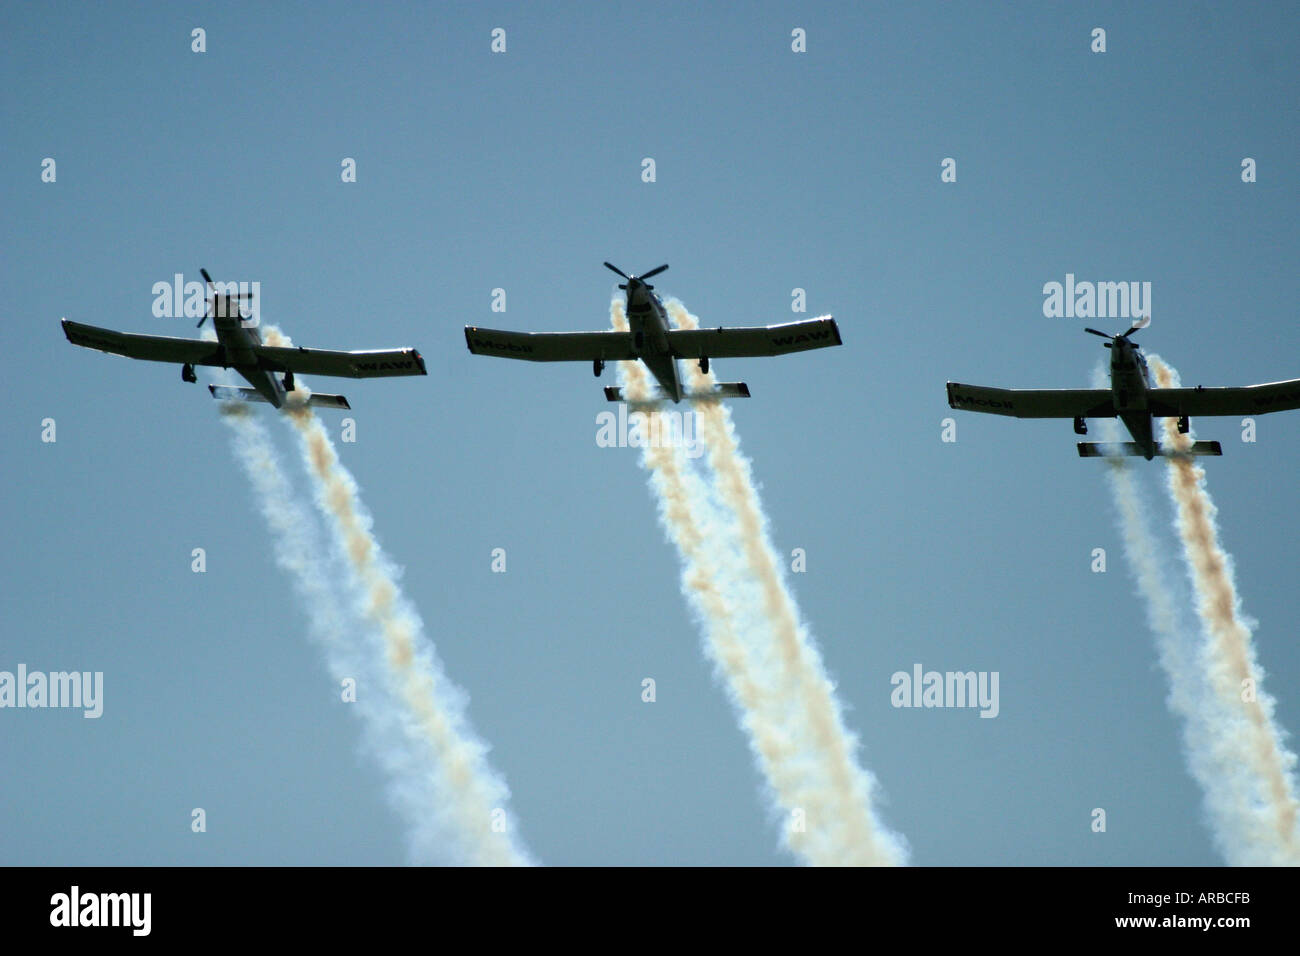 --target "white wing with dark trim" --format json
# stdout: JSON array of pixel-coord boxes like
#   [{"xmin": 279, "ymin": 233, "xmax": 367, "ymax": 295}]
[
  {"xmin": 464, "ymin": 327, "xmax": 637, "ymax": 362},
  {"xmin": 255, "ymin": 345, "xmax": 427, "ymax": 378},
  {"xmin": 947, "ymin": 383, "xmax": 1116, "ymax": 419},
  {"xmin": 666, "ymin": 316, "xmax": 842, "ymax": 359},
  {"xmin": 1147, "ymin": 381, "xmax": 1300, "ymax": 418},
  {"xmin": 63, "ymin": 320, "xmax": 225, "ymax": 366}
]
